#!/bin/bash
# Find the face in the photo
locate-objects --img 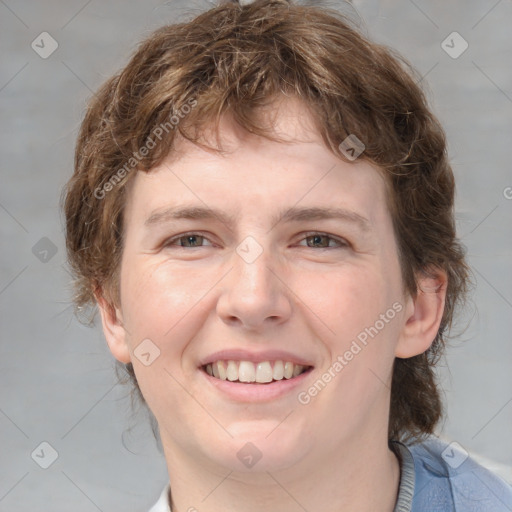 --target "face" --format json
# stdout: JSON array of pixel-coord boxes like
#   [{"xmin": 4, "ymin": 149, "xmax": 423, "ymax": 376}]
[{"xmin": 100, "ymin": 97, "xmax": 429, "ymax": 475}]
